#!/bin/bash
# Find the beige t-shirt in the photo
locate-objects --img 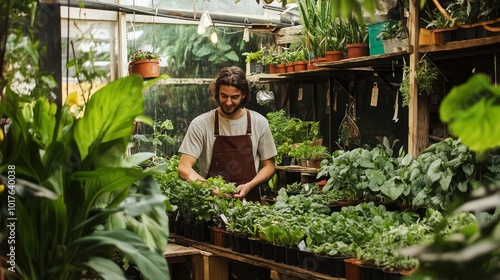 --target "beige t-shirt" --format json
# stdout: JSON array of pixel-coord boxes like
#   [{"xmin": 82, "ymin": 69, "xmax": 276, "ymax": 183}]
[{"xmin": 178, "ymin": 108, "xmax": 277, "ymax": 178}]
